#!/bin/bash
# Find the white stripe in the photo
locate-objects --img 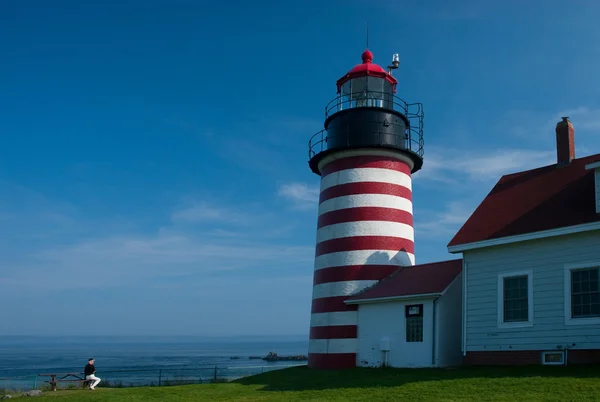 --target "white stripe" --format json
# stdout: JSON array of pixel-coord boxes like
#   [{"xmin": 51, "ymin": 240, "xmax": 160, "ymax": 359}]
[
  {"xmin": 310, "ymin": 312, "xmax": 358, "ymax": 327},
  {"xmin": 314, "ymin": 249, "xmax": 415, "ymax": 271},
  {"xmin": 312, "ymin": 280, "xmax": 378, "ymax": 300},
  {"xmin": 319, "ymin": 194, "xmax": 413, "ymax": 215},
  {"xmin": 321, "ymin": 168, "xmax": 412, "ymax": 192},
  {"xmin": 316, "ymin": 221, "xmax": 414, "ymax": 243},
  {"xmin": 309, "ymin": 339, "xmax": 357, "ymax": 354}
]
